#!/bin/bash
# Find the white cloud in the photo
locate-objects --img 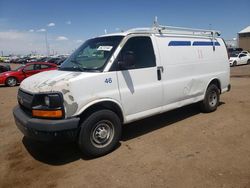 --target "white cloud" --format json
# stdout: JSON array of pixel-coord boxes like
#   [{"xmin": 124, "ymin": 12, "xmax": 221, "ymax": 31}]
[
  {"xmin": 47, "ymin": 22, "xmax": 55, "ymax": 27},
  {"xmin": 56, "ymin": 36, "xmax": 69, "ymax": 41},
  {"xmin": 29, "ymin": 29, "xmax": 34, "ymax": 32},
  {"xmin": 37, "ymin": 28, "xmax": 46, "ymax": 32},
  {"xmin": 66, "ymin": 20, "xmax": 71, "ymax": 25}
]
